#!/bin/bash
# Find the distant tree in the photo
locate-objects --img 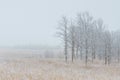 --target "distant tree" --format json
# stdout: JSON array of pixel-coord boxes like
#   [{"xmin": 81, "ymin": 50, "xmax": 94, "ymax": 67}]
[
  {"xmin": 68, "ymin": 20, "xmax": 76, "ymax": 62},
  {"xmin": 56, "ymin": 12, "xmax": 120, "ymax": 65},
  {"xmin": 103, "ymin": 30, "xmax": 113, "ymax": 65},
  {"xmin": 90, "ymin": 21, "xmax": 97, "ymax": 62},
  {"xmin": 95, "ymin": 19, "xmax": 105, "ymax": 61},
  {"xmin": 77, "ymin": 12, "xmax": 93, "ymax": 65},
  {"xmin": 114, "ymin": 31, "xmax": 120, "ymax": 63},
  {"xmin": 57, "ymin": 16, "xmax": 69, "ymax": 62},
  {"xmin": 76, "ymin": 14, "xmax": 84, "ymax": 60}
]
